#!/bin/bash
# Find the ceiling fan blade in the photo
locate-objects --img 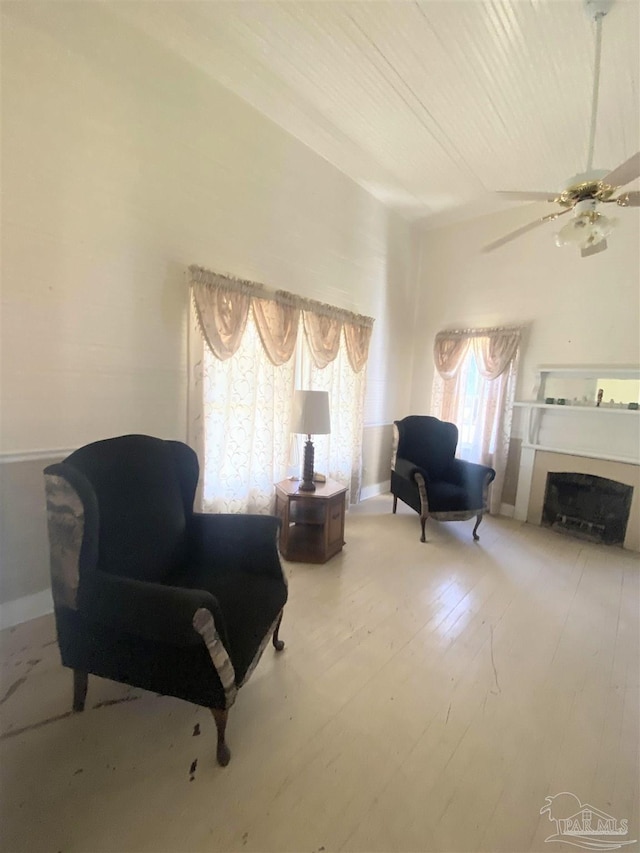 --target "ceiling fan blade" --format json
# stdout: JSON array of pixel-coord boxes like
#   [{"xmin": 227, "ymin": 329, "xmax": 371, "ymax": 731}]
[
  {"xmin": 615, "ymin": 190, "xmax": 640, "ymax": 207},
  {"xmin": 482, "ymin": 208, "xmax": 571, "ymax": 254},
  {"xmin": 497, "ymin": 191, "xmax": 558, "ymax": 202},
  {"xmin": 603, "ymin": 152, "xmax": 640, "ymax": 188},
  {"xmin": 581, "ymin": 239, "xmax": 608, "ymax": 258},
  {"xmin": 541, "ymin": 209, "xmax": 572, "ymax": 223},
  {"xmin": 482, "ymin": 220, "xmax": 548, "ymax": 253}
]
